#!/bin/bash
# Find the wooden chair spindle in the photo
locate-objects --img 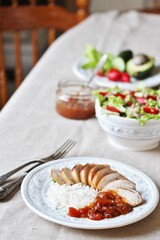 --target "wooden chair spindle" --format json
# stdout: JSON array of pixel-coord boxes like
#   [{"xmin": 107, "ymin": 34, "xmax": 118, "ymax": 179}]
[{"xmin": 0, "ymin": 33, "xmax": 8, "ymax": 106}]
